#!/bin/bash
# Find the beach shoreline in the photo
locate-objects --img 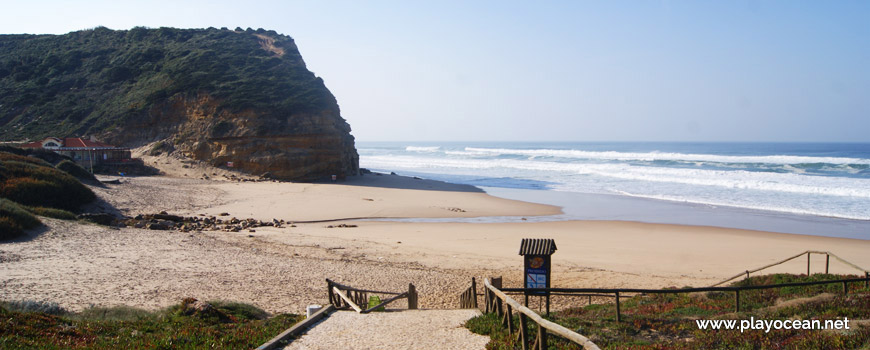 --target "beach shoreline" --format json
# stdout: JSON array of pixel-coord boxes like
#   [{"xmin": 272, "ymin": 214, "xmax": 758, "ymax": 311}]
[{"xmin": 2, "ymin": 168, "xmax": 869, "ymax": 315}]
